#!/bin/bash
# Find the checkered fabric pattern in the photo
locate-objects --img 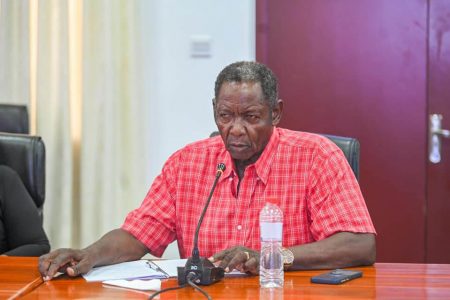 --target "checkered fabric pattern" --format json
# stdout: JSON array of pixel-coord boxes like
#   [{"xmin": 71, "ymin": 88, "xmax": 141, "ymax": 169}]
[{"xmin": 122, "ymin": 127, "xmax": 376, "ymax": 258}]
